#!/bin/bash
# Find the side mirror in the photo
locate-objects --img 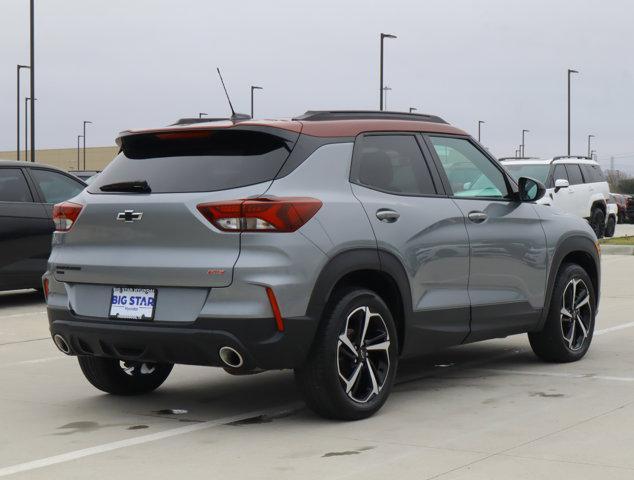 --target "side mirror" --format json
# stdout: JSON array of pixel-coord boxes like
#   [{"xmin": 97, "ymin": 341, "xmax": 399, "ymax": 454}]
[
  {"xmin": 554, "ymin": 178, "xmax": 569, "ymax": 191},
  {"xmin": 518, "ymin": 177, "xmax": 546, "ymax": 202}
]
